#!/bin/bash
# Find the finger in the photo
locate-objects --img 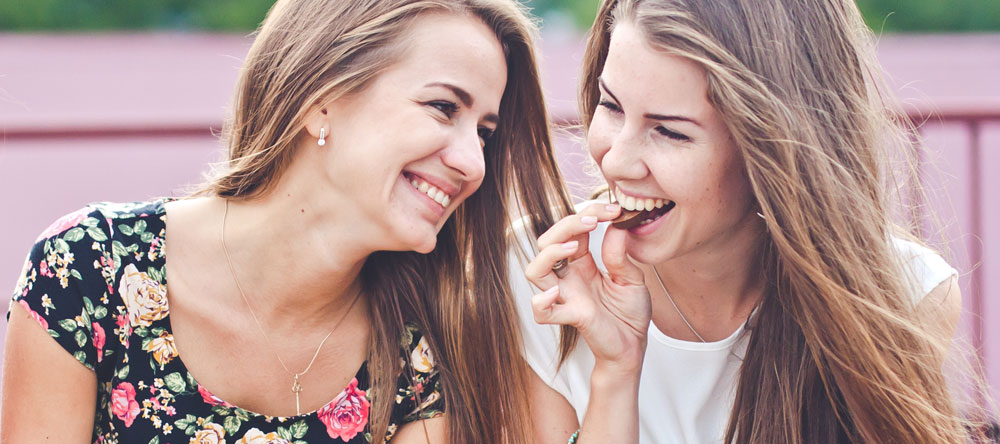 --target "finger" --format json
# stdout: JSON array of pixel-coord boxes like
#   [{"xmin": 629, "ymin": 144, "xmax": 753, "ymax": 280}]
[
  {"xmin": 537, "ymin": 203, "xmax": 621, "ymax": 250},
  {"xmin": 524, "ymin": 240, "xmax": 580, "ymax": 289},
  {"xmin": 530, "ymin": 285, "xmax": 562, "ymax": 322},
  {"xmin": 601, "ymin": 226, "xmax": 646, "ymax": 286},
  {"xmin": 531, "ymin": 286, "xmax": 594, "ymax": 328}
]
